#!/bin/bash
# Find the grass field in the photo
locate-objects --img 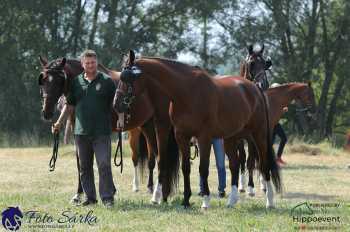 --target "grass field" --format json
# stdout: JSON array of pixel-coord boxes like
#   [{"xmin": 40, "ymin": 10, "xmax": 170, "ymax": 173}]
[{"xmin": 0, "ymin": 142, "xmax": 349, "ymax": 232}]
